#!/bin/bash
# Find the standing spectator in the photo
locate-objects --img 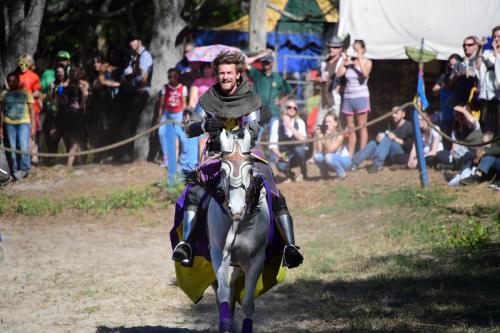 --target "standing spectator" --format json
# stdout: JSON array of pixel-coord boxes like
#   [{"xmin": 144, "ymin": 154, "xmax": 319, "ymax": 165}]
[
  {"xmin": 188, "ymin": 62, "xmax": 216, "ymax": 110},
  {"xmin": 479, "ymin": 26, "xmax": 500, "ymax": 136},
  {"xmin": 176, "ymin": 42, "xmax": 195, "ymax": 74},
  {"xmin": 58, "ymin": 65, "xmax": 89, "ymax": 167},
  {"xmin": 336, "ymin": 40, "xmax": 373, "ymax": 156},
  {"xmin": 451, "ymin": 36, "xmax": 481, "ymax": 106},
  {"xmin": 313, "ymin": 112, "xmax": 351, "ymax": 180},
  {"xmin": 0, "ymin": 72, "xmax": 35, "ymax": 180},
  {"xmin": 247, "ymin": 51, "xmax": 292, "ymax": 136},
  {"xmin": 157, "ymin": 68, "xmax": 188, "ymax": 184},
  {"xmin": 40, "ymin": 51, "xmax": 73, "ymax": 163},
  {"xmin": 43, "ymin": 65, "xmax": 68, "ymax": 162},
  {"xmin": 116, "ymin": 34, "xmax": 153, "ymax": 162},
  {"xmin": 16, "ymin": 54, "xmax": 42, "ymax": 164},
  {"xmin": 316, "ymin": 36, "xmax": 345, "ymax": 124},
  {"xmin": 350, "ymin": 106, "xmax": 413, "ymax": 173},
  {"xmin": 87, "ymin": 50, "xmax": 124, "ymax": 161},
  {"xmin": 433, "ymin": 54, "xmax": 462, "ymax": 149},
  {"xmin": 188, "ymin": 62, "xmax": 217, "ymax": 159},
  {"xmin": 269, "ymin": 99, "xmax": 308, "ymax": 182}
]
